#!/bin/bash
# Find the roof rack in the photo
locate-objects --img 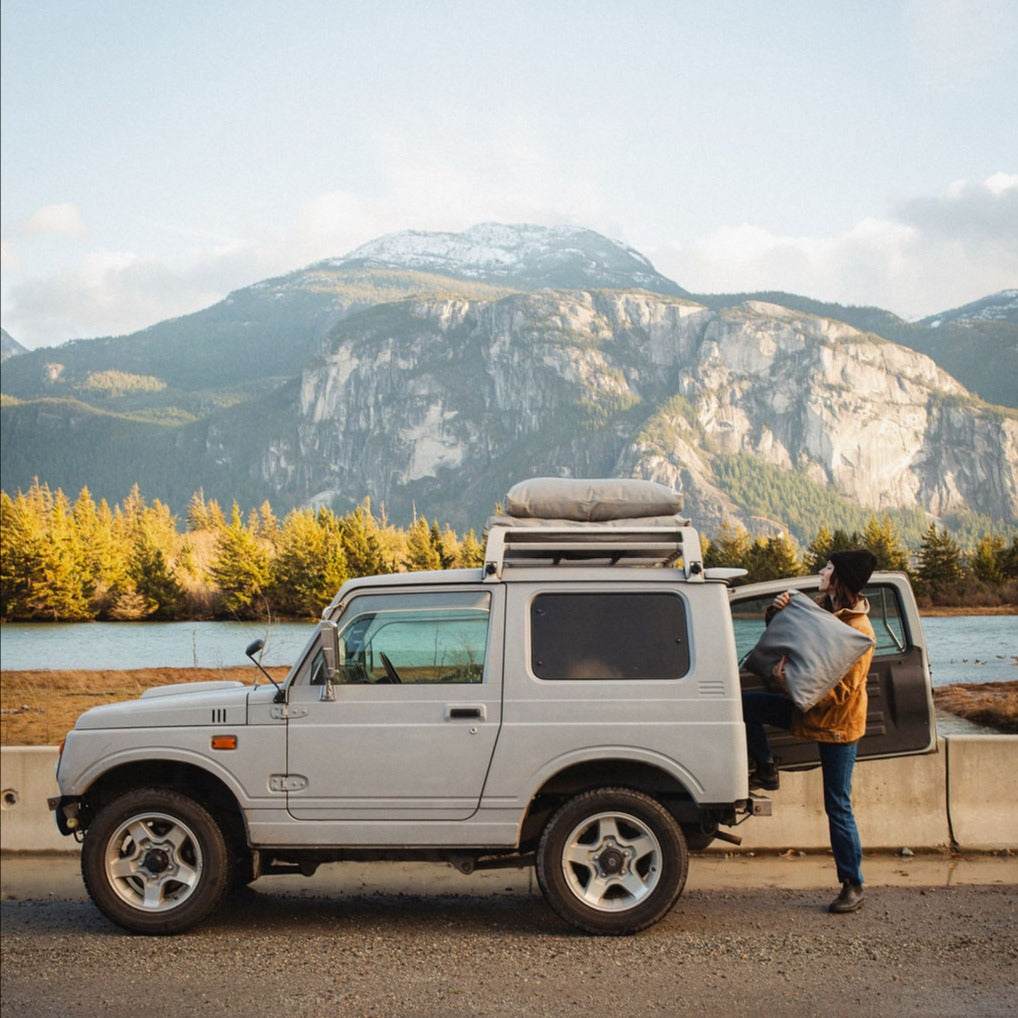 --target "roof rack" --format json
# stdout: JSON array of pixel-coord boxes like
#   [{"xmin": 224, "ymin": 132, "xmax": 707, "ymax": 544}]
[{"xmin": 482, "ymin": 520, "xmax": 704, "ymax": 581}]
